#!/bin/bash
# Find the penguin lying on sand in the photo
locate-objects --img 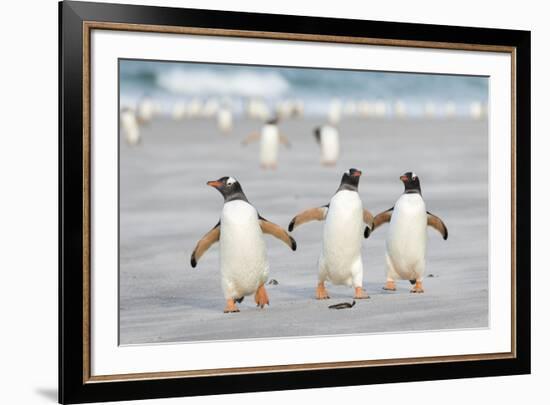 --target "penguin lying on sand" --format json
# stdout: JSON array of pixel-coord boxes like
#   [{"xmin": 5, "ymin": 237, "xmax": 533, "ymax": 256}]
[
  {"xmin": 372, "ymin": 172, "xmax": 448, "ymax": 293},
  {"xmin": 288, "ymin": 169, "xmax": 375, "ymax": 300},
  {"xmin": 190, "ymin": 177, "xmax": 296, "ymax": 313},
  {"xmin": 242, "ymin": 117, "xmax": 290, "ymax": 169}
]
